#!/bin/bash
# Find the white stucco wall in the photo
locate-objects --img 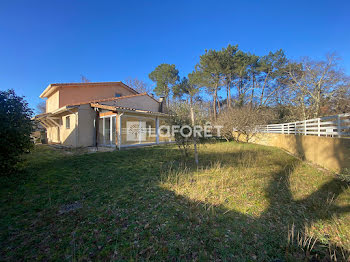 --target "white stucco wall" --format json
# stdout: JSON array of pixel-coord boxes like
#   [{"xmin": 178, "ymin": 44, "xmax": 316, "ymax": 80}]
[{"xmin": 77, "ymin": 104, "xmax": 96, "ymax": 147}]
